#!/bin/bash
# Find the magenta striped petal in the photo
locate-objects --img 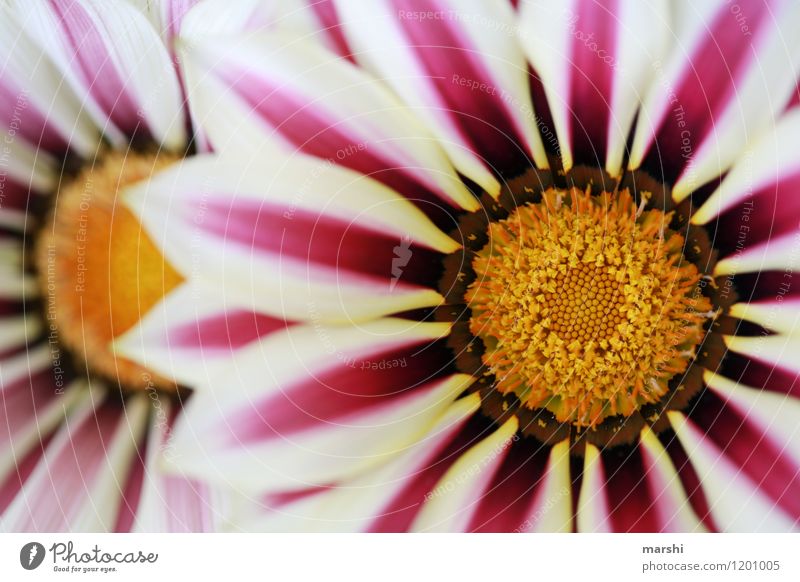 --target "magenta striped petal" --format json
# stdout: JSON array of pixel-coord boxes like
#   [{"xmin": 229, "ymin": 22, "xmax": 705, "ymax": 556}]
[
  {"xmin": 693, "ymin": 109, "xmax": 800, "ymax": 260},
  {"xmin": 519, "ymin": 0, "xmax": 669, "ymax": 175},
  {"xmin": 228, "ymin": 395, "xmax": 481, "ymax": 532},
  {"xmin": 115, "ymin": 282, "xmax": 294, "ymax": 386},
  {"xmin": 115, "ymin": 403, "xmax": 231, "ymax": 532},
  {"xmin": 0, "ymin": 348, "xmax": 80, "ymax": 486},
  {"xmin": 577, "ymin": 434, "xmax": 707, "ymax": 532},
  {"xmin": 167, "ymin": 319, "xmax": 469, "ymax": 492},
  {"xmin": 467, "ymin": 439, "xmax": 572, "ymax": 533},
  {"xmin": 126, "ymin": 154, "xmax": 458, "ymax": 323},
  {"xmin": 0, "ymin": 4, "xmax": 98, "ymax": 154},
  {"xmin": 630, "ymin": 0, "xmax": 800, "ymax": 199},
  {"xmin": 669, "ymin": 396, "xmax": 800, "ymax": 531},
  {"xmin": 334, "ymin": 0, "xmax": 549, "ymax": 195},
  {"xmin": 180, "ymin": 32, "xmax": 477, "ymax": 212},
  {"xmin": 410, "ymin": 417, "xmax": 520, "ymax": 531},
  {"xmin": 12, "ymin": 0, "xmax": 186, "ymax": 149},
  {"xmin": 1, "ymin": 391, "xmax": 148, "ymax": 532}
]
